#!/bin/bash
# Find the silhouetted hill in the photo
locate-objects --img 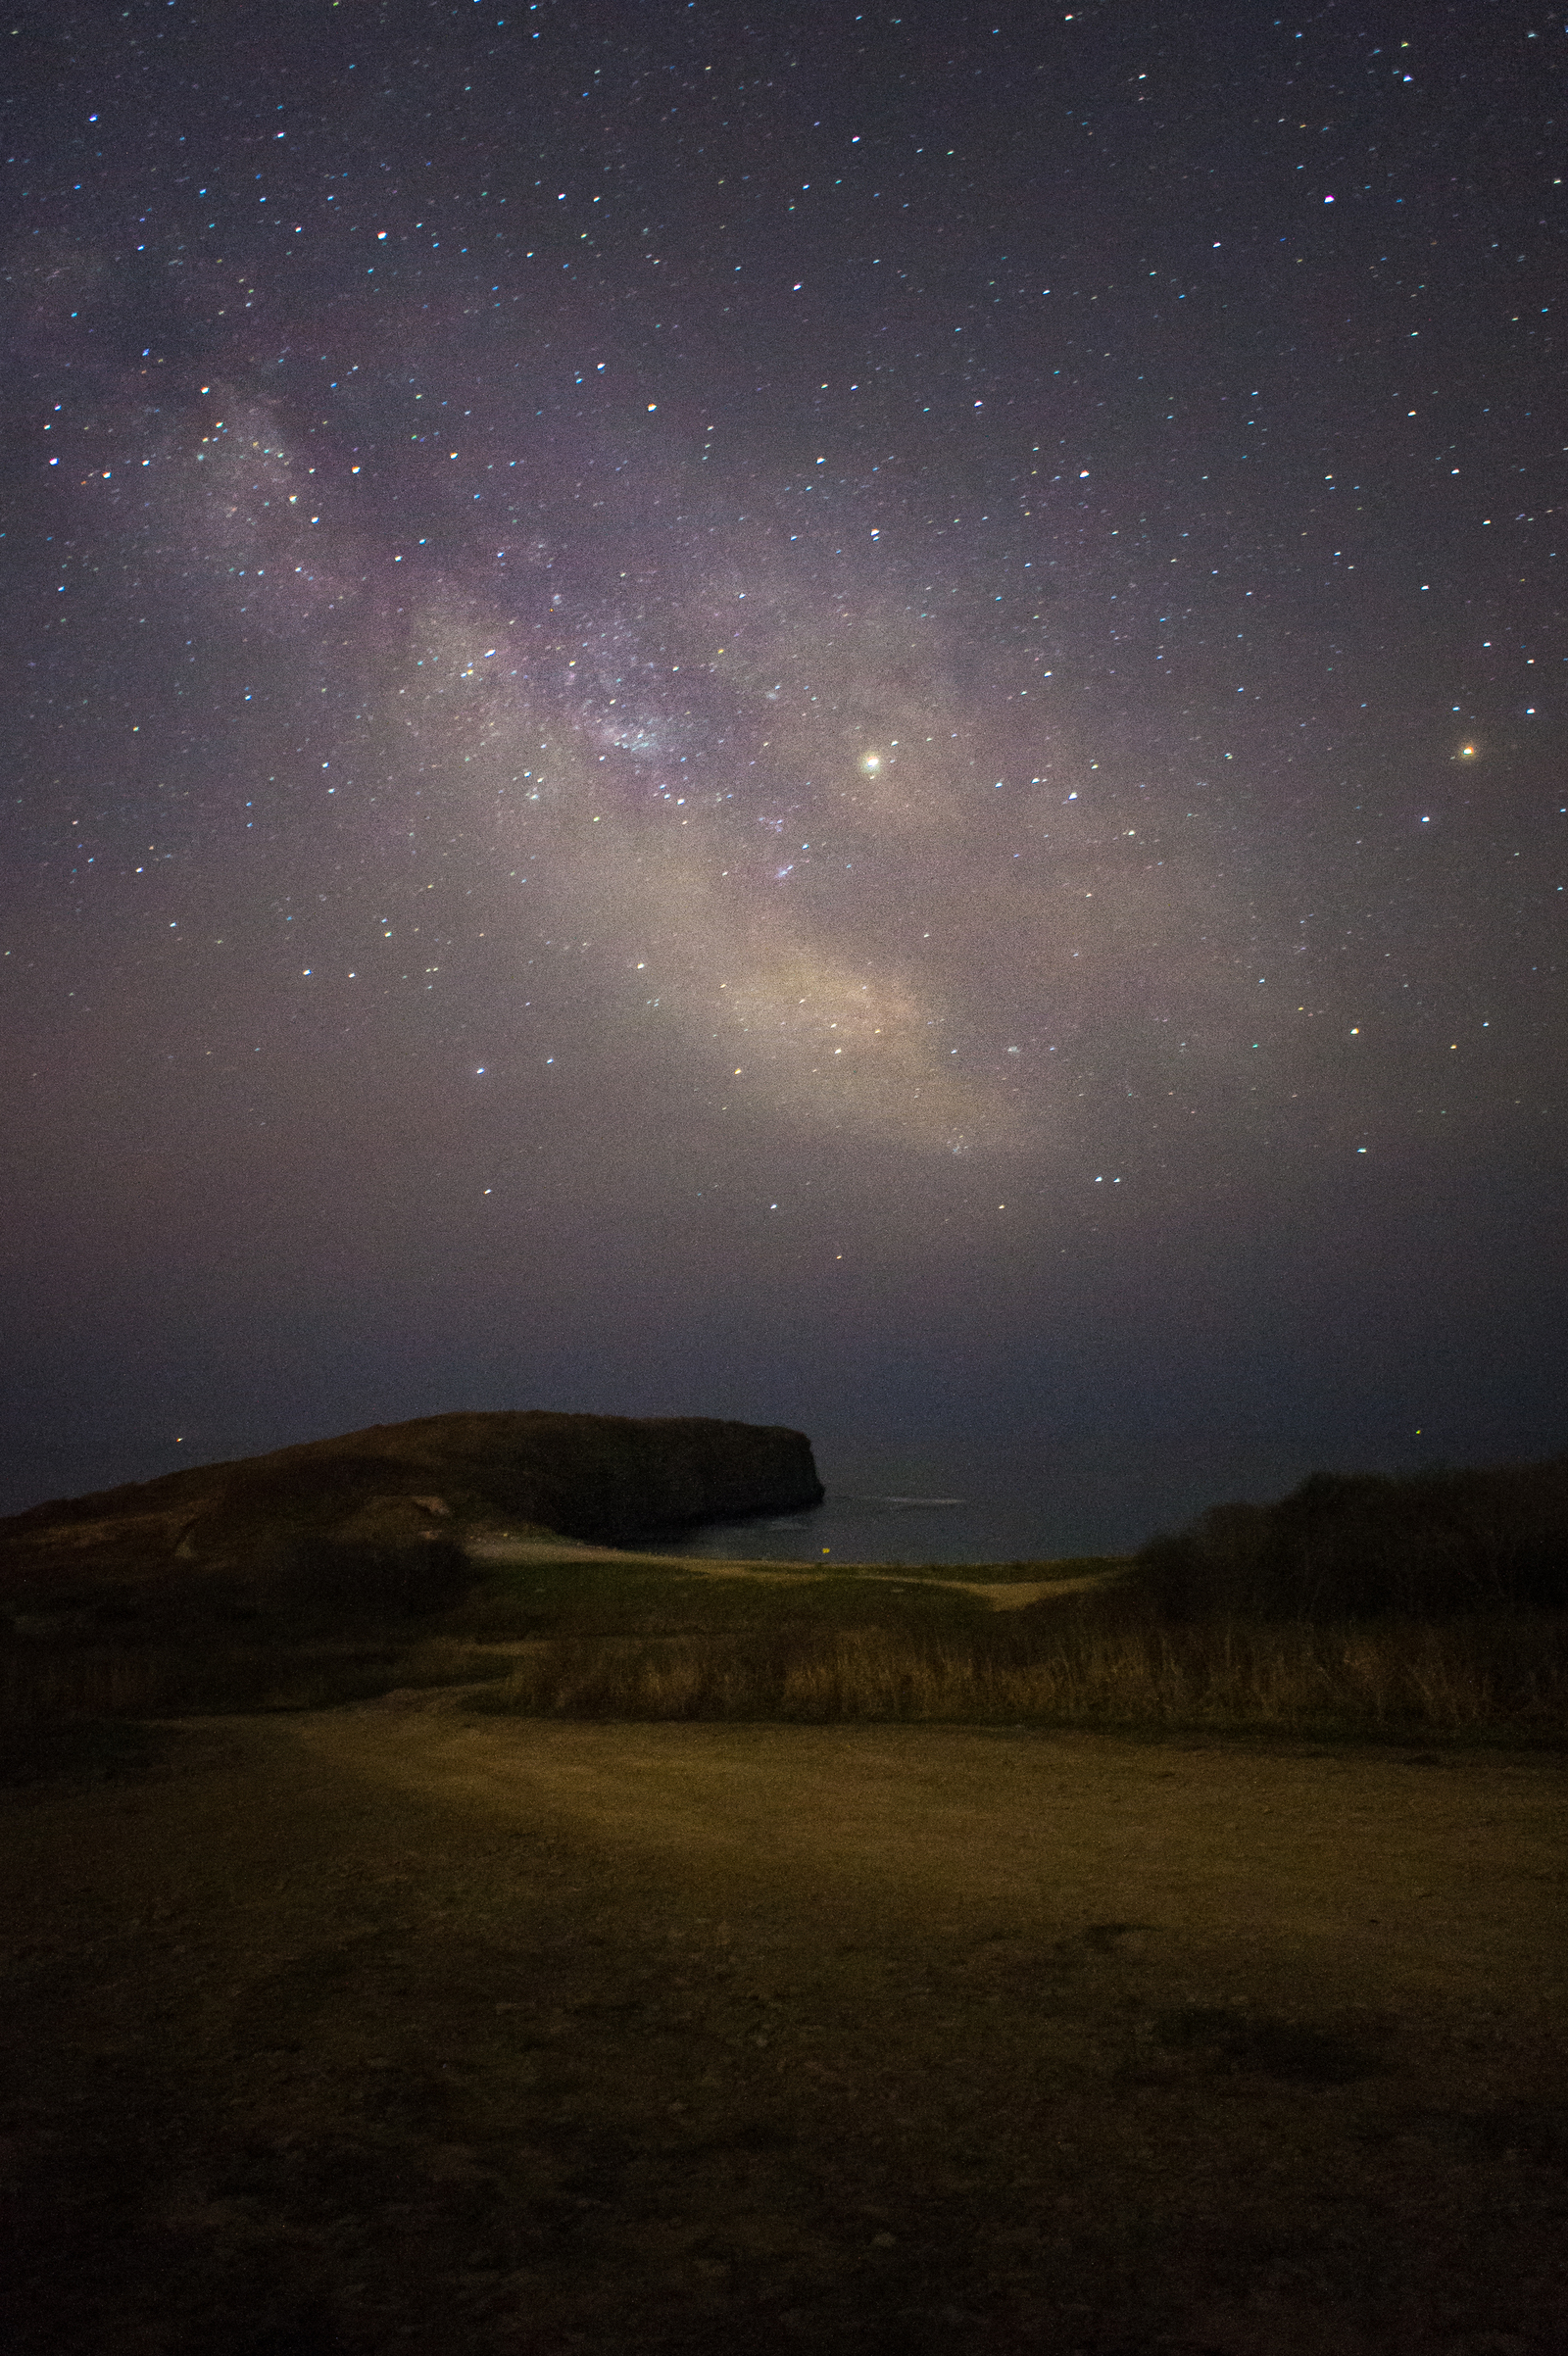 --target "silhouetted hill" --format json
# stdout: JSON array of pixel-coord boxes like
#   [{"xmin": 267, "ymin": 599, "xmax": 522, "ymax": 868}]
[
  {"xmin": 0, "ymin": 1411, "xmax": 823, "ymax": 1624},
  {"xmin": 1135, "ymin": 1449, "xmax": 1568, "ymax": 1622}
]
